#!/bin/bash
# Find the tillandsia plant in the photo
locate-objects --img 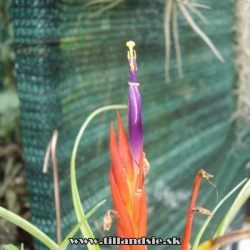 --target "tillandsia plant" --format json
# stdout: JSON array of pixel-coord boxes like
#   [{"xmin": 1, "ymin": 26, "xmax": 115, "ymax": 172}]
[
  {"xmin": 164, "ymin": 0, "xmax": 224, "ymax": 82},
  {"xmin": 103, "ymin": 41, "xmax": 149, "ymax": 250}
]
